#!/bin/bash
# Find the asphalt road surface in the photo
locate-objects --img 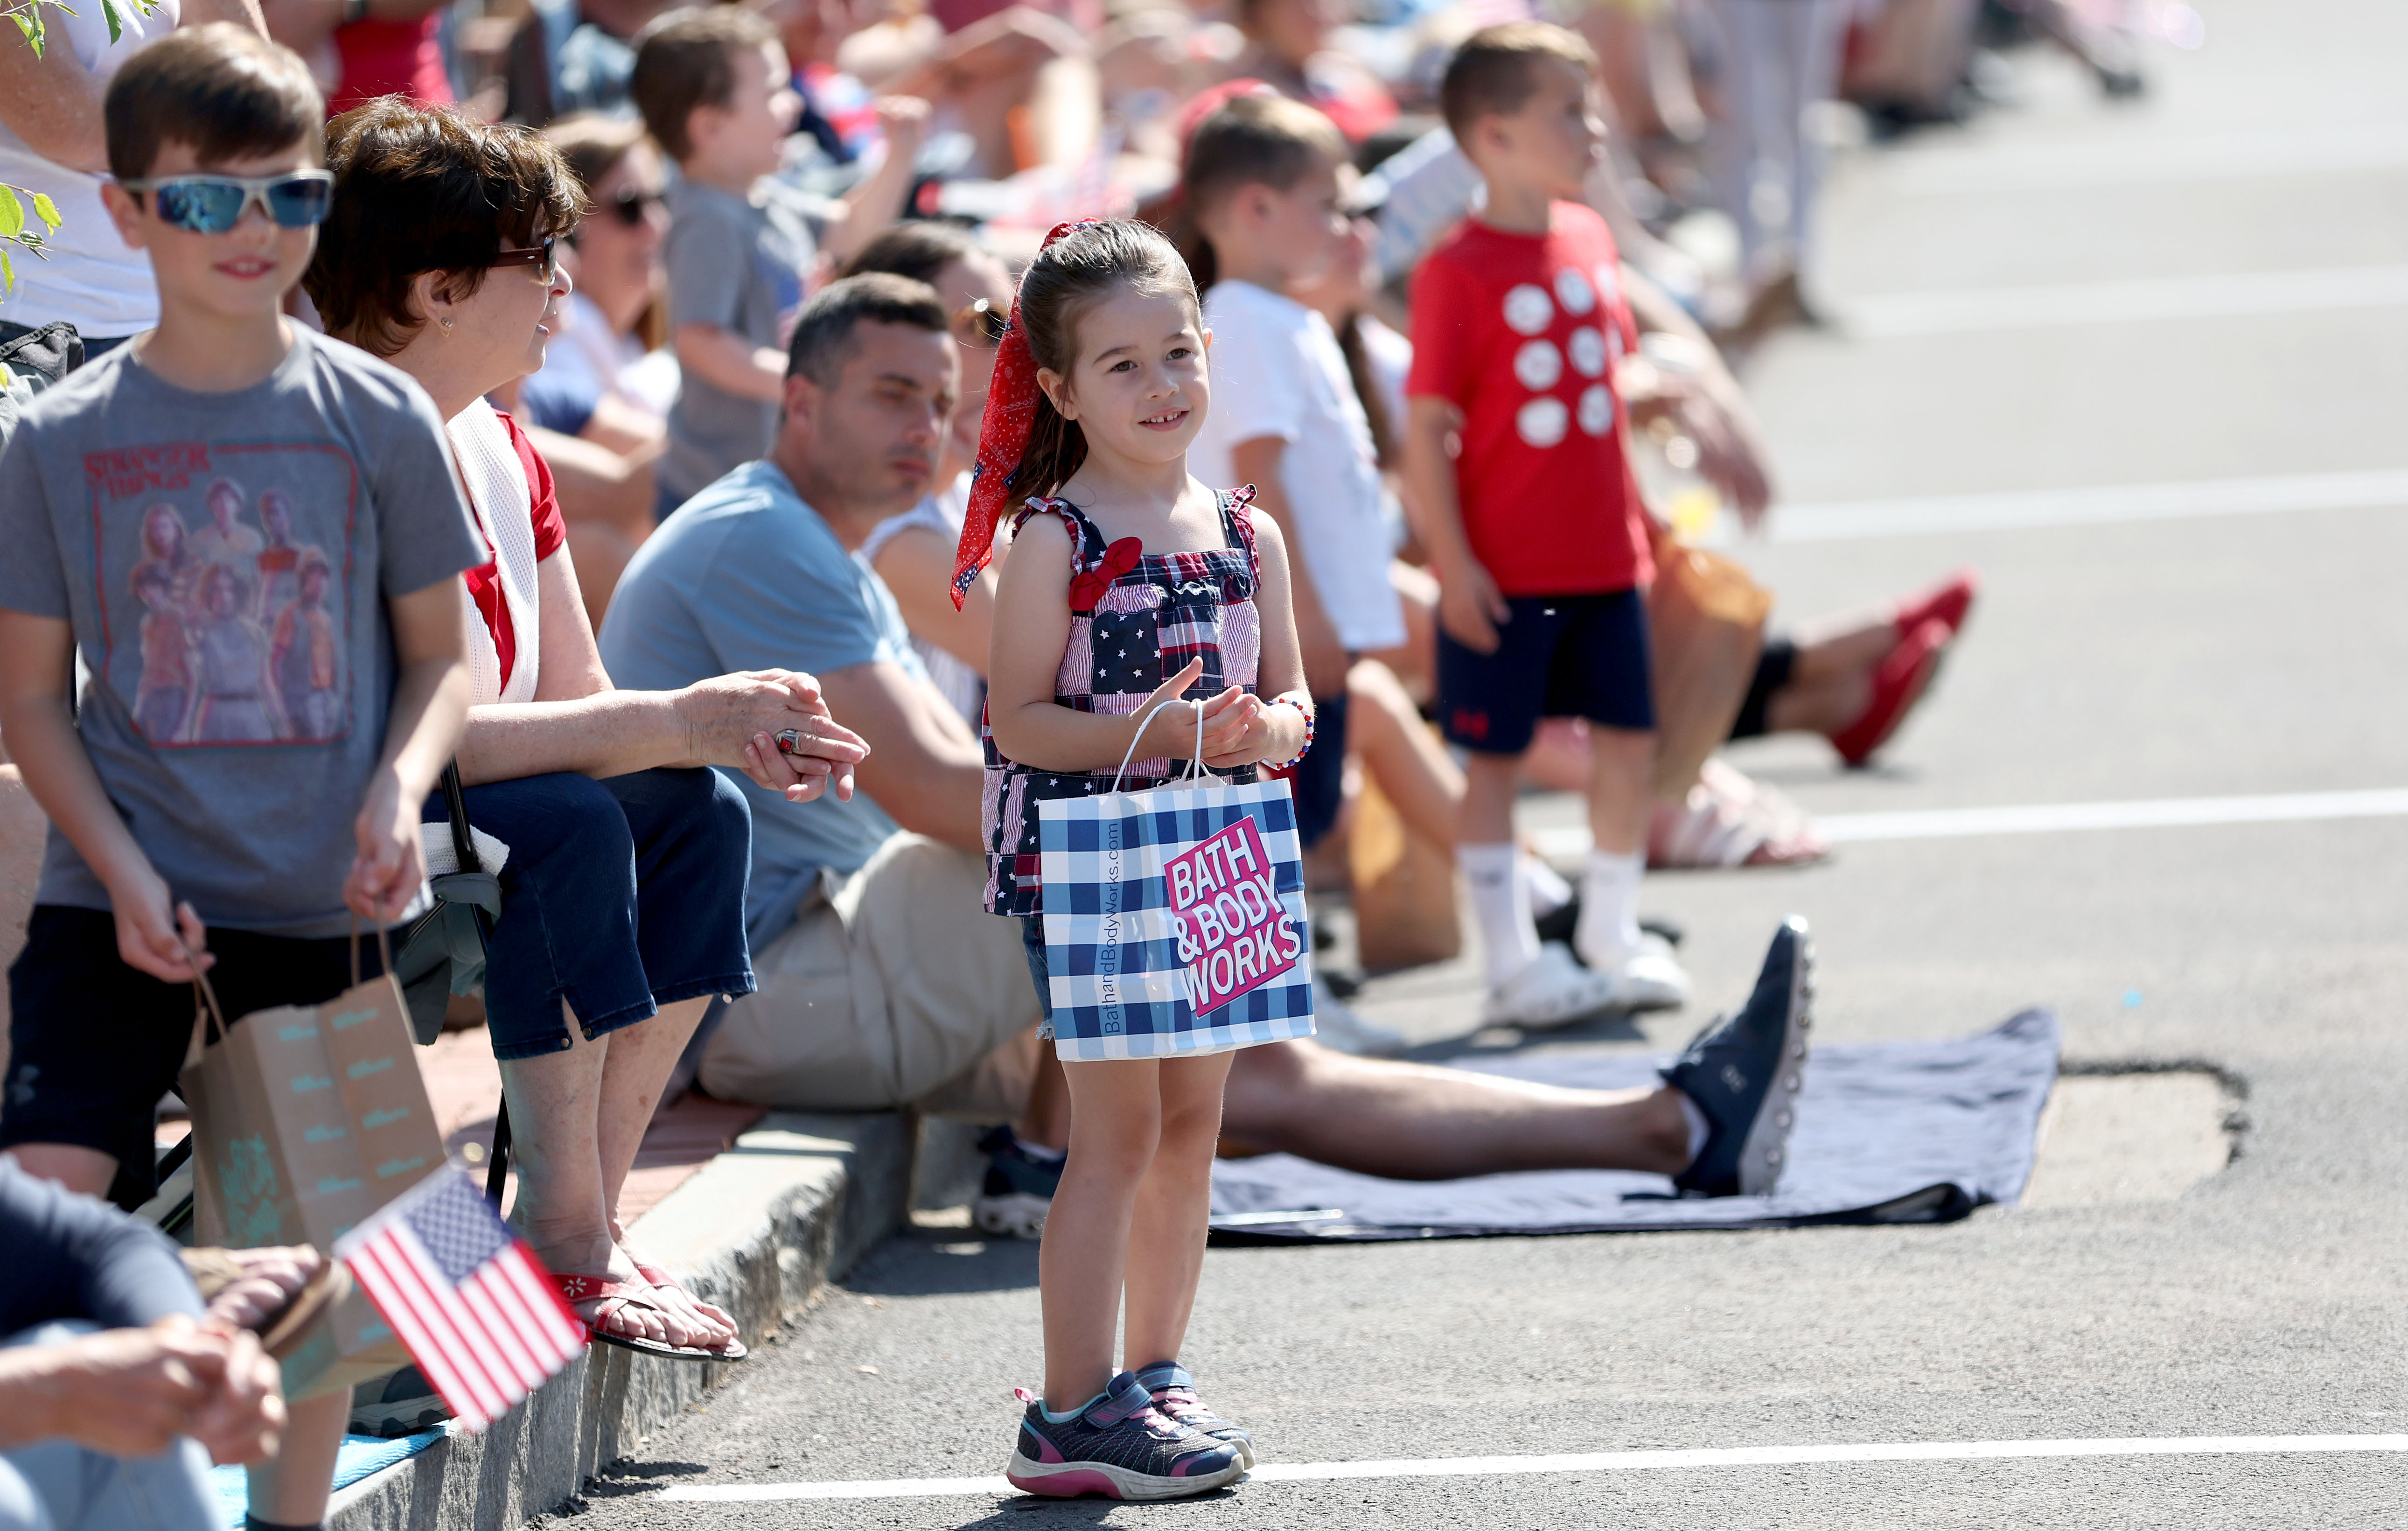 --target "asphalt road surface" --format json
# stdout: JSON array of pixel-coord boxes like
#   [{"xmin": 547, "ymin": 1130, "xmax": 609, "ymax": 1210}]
[{"xmin": 547, "ymin": 3, "xmax": 2408, "ymax": 1523}]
